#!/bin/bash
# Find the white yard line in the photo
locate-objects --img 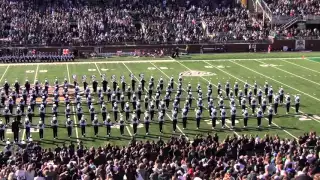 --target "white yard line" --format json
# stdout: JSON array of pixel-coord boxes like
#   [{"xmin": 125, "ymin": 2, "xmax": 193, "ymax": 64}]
[
  {"xmin": 255, "ymin": 60, "xmax": 320, "ymax": 86},
  {"xmin": 94, "ymin": 63, "xmax": 132, "ymax": 136},
  {"xmin": 231, "ymin": 60, "xmax": 320, "ymax": 102},
  {"xmin": 94, "ymin": 63, "xmax": 102, "ymax": 76},
  {"xmin": 0, "ymin": 65, "xmax": 10, "ymax": 82},
  {"xmin": 281, "ymin": 59, "xmax": 320, "ymax": 74},
  {"xmin": 122, "ymin": 62, "xmax": 188, "ymax": 140},
  {"xmin": 173, "ymin": 60, "xmax": 240, "ymax": 136},
  {"xmin": 305, "ymin": 57, "xmax": 320, "ymax": 64},
  {"xmin": 204, "ymin": 61, "xmax": 299, "ymax": 139},
  {"xmin": 66, "ymin": 64, "xmax": 79, "ymax": 139},
  {"xmin": 21, "ymin": 64, "xmax": 39, "ymax": 140}
]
